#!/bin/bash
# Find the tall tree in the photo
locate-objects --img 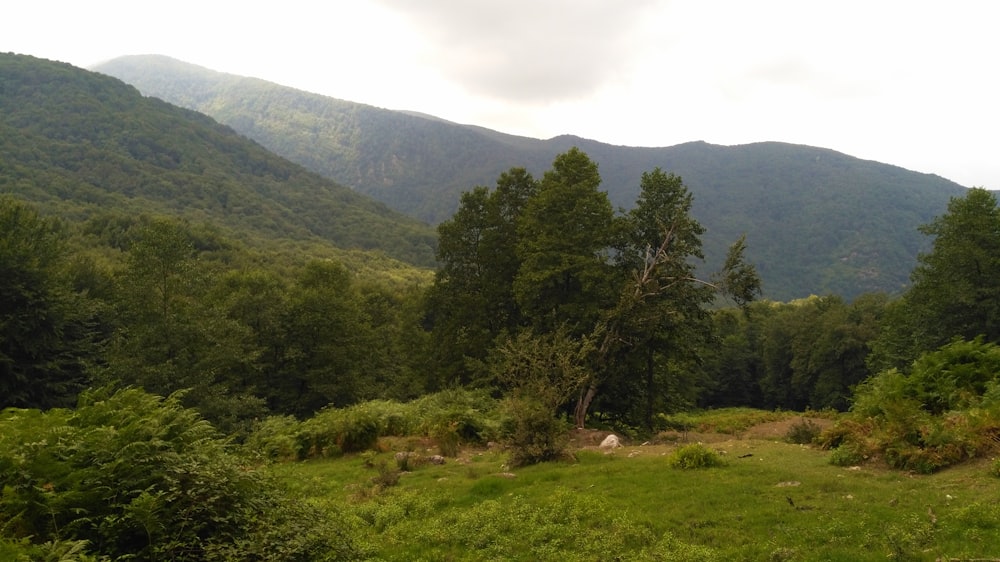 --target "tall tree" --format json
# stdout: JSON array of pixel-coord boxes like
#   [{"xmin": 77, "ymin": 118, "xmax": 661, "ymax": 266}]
[
  {"xmin": 514, "ymin": 148, "xmax": 616, "ymax": 334},
  {"xmin": 101, "ymin": 218, "xmax": 265, "ymax": 430},
  {"xmin": 426, "ymin": 168, "xmax": 537, "ymax": 386},
  {"xmin": 280, "ymin": 260, "xmax": 373, "ymax": 415},
  {"xmin": 572, "ymin": 169, "xmax": 759, "ymax": 427},
  {"xmin": 0, "ymin": 198, "xmax": 97, "ymax": 408},
  {"xmin": 873, "ymin": 188, "xmax": 1000, "ymax": 370}
]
